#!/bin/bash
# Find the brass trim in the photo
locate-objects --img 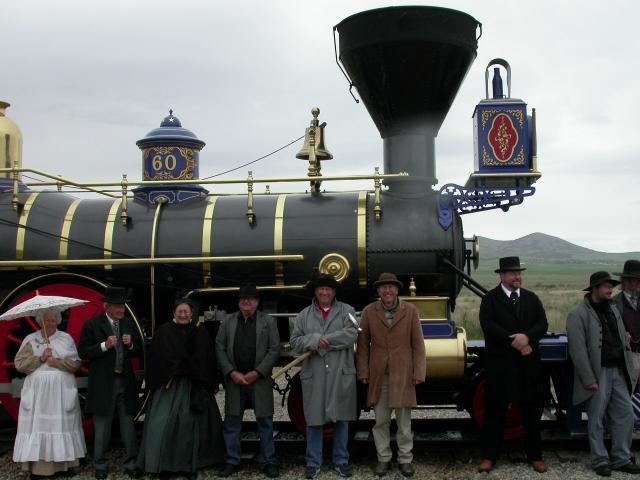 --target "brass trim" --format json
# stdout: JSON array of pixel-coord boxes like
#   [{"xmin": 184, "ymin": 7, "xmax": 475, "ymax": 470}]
[
  {"xmin": 357, "ymin": 191, "xmax": 367, "ymax": 288},
  {"xmin": 0, "ymin": 168, "xmax": 118, "ymax": 198},
  {"xmin": 15, "ymin": 192, "xmax": 39, "ymax": 261},
  {"xmin": 467, "ymin": 172, "xmax": 542, "ymax": 179},
  {"xmin": 274, "ymin": 194, "xmax": 287, "ymax": 286},
  {"xmin": 59, "ymin": 199, "xmax": 81, "ymax": 260},
  {"xmin": 6, "ymin": 167, "xmax": 409, "ymax": 188},
  {"xmin": 0, "ymin": 254, "xmax": 304, "ymax": 268},
  {"xmin": 246, "ymin": 172, "xmax": 255, "ymax": 224},
  {"xmin": 120, "ymin": 174, "xmax": 129, "ymax": 225},
  {"xmin": 373, "ymin": 167, "xmax": 382, "ymax": 221},
  {"xmin": 319, "ymin": 253, "xmax": 350, "ymax": 283},
  {"xmin": 103, "ymin": 199, "xmax": 120, "ymax": 271},
  {"xmin": 189, "ymin": 284, "xmax": 307, "ymax": 295},
  {"xmin": 149, "ymin": 199, "xmax": 166, "ymax": 334},
  {"xmin": 201, "ymin": 197, "xmax": 218, "ymax": 282}
]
